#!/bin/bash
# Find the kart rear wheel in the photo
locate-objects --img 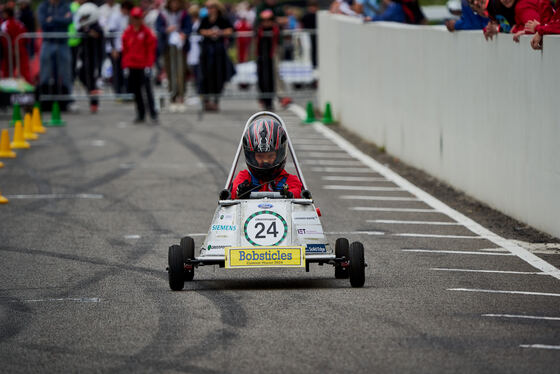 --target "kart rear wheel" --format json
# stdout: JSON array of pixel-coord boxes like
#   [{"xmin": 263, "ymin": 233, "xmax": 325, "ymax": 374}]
[
  {"xmin": 348, "ymin": 241, "xmax": 365, "ymax": 288},
  {"xmin": 335, "ymin": 237, "xmax": 349, "ymax": 279},
  {"xmin": 180, "ymin": 236, "xmax": 195, "ymax": 281},
  {"xmin": 168, "ymin": 244, "xmax": 185, "ymax": 291}
]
